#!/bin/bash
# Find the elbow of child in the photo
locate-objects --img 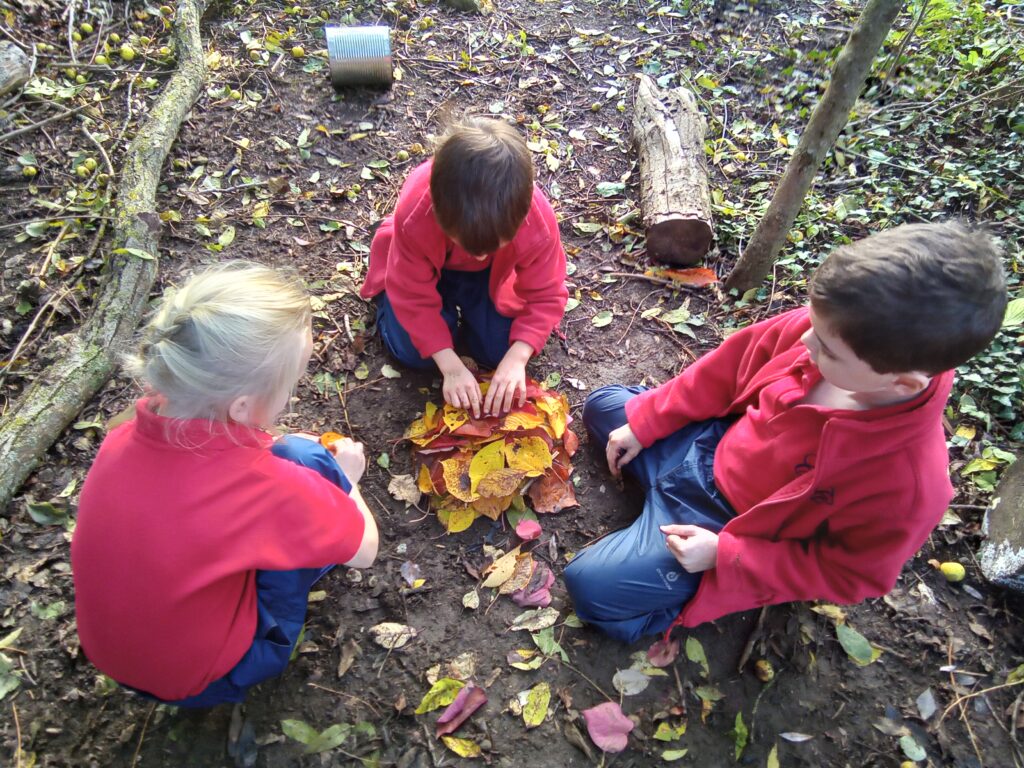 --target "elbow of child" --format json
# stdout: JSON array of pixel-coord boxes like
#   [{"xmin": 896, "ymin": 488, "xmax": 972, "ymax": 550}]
[{"xmin": 346, "ymin": 527, "xmax": 380, "ymax": 569}]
